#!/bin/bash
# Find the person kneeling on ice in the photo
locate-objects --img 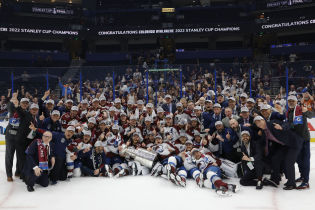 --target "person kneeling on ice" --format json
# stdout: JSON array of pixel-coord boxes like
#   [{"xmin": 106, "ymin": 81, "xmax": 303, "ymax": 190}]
[
  {"xmin": 191, "ymin": 148, "xmax": 239, "ymax": 196},
  {"xmin": 121, "ymin": 132, "xmax": 151, "ymax": 176},
  {"xmin": 23, "ymin": 131, "xmax": 55, "ymax": 192},
  {"xmin": 169, "ymin": 139, "xmax": 204, "ymax": 188},
  {"xmin": 66, "ymin": 129, "xmax": 93, "ymax": 178},
  {"xmin": 104, "ymin": 124, "xmax": 130, "ymax": 178},
  {"xmin": 76, "ymin": 141, "xmax": 112, "ymax": 177}
]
